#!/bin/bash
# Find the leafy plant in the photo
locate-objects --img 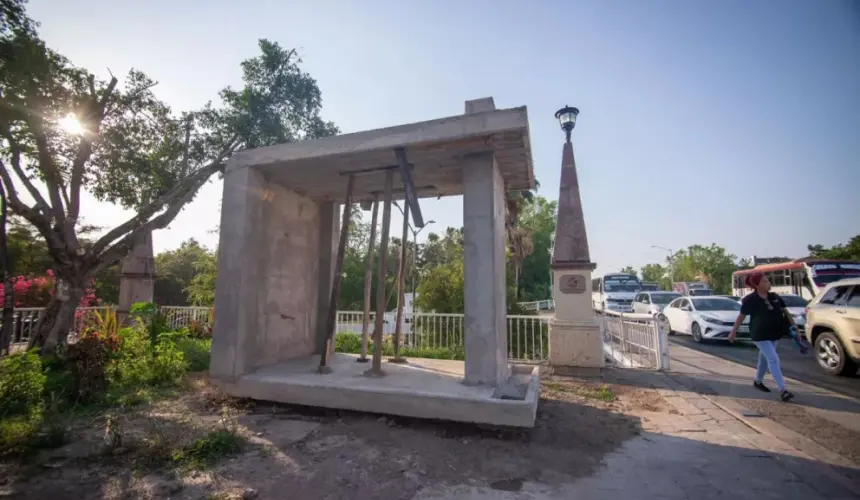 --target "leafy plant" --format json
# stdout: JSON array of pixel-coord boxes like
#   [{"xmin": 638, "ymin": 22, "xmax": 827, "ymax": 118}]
[
  {"xmin": 67, "ymin": 331, "xmax": 120, "ymax": 403},
  {"xmin": 130, "ymin": 302, "xmax": 169, "ymax": 350},
  {"xmin": 0, "ymin": 351, "xmax": 46, "ymax": 452}
]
